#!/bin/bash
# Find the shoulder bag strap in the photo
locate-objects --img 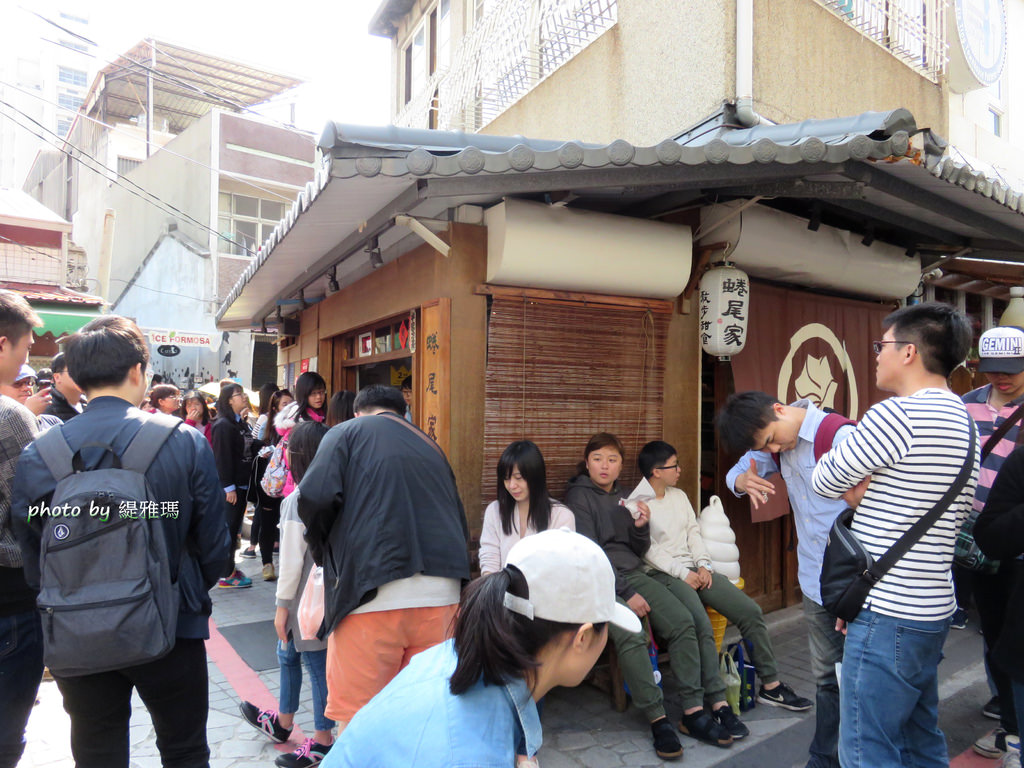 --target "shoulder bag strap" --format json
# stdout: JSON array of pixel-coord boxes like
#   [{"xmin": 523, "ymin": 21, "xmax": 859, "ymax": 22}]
[
  {"xmin": 121, "ymin": 412, "xmax": 180, "ymax": 474},
  {"xmin": 34, "ymin": 426, "xmax": 75, "ymax": 482},
  {"xmin": 981, "ymin": 400, "xmax": 1024, "ymax": 462},
  {"xmin": 867, "ymin": 416, "xmax": 977, "ymax": 582},
  {"xmin": 378, "ymin": 411, "xmax": 448, "ymax": 460}
]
